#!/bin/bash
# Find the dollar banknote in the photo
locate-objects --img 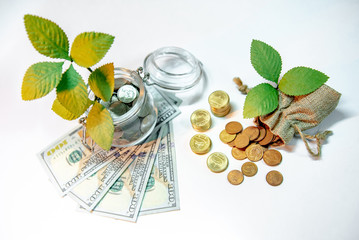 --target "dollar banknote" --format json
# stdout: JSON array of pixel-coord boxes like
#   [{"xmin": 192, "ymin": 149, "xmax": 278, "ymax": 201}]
[
  {"xmin": 38, "ymin": 127, "xmax": 121, "ymax": 196},
  {"xmin": 164, "ymin": 91, "xmax": 183, "ymax": 107},
  {"xmin": 68, "ymin": 145, "xmax": 140, "ymax": 210},
  {"xmin": 147, "ymin": 85, "xmax": 181, "ymax": 132},
  {"xmin": 140, "ymin": 122, "xmax": 180, "ymax": 215},
  {"xmin": 90, "ymin": 125, "xmax": 165, "ymax": 222}
]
